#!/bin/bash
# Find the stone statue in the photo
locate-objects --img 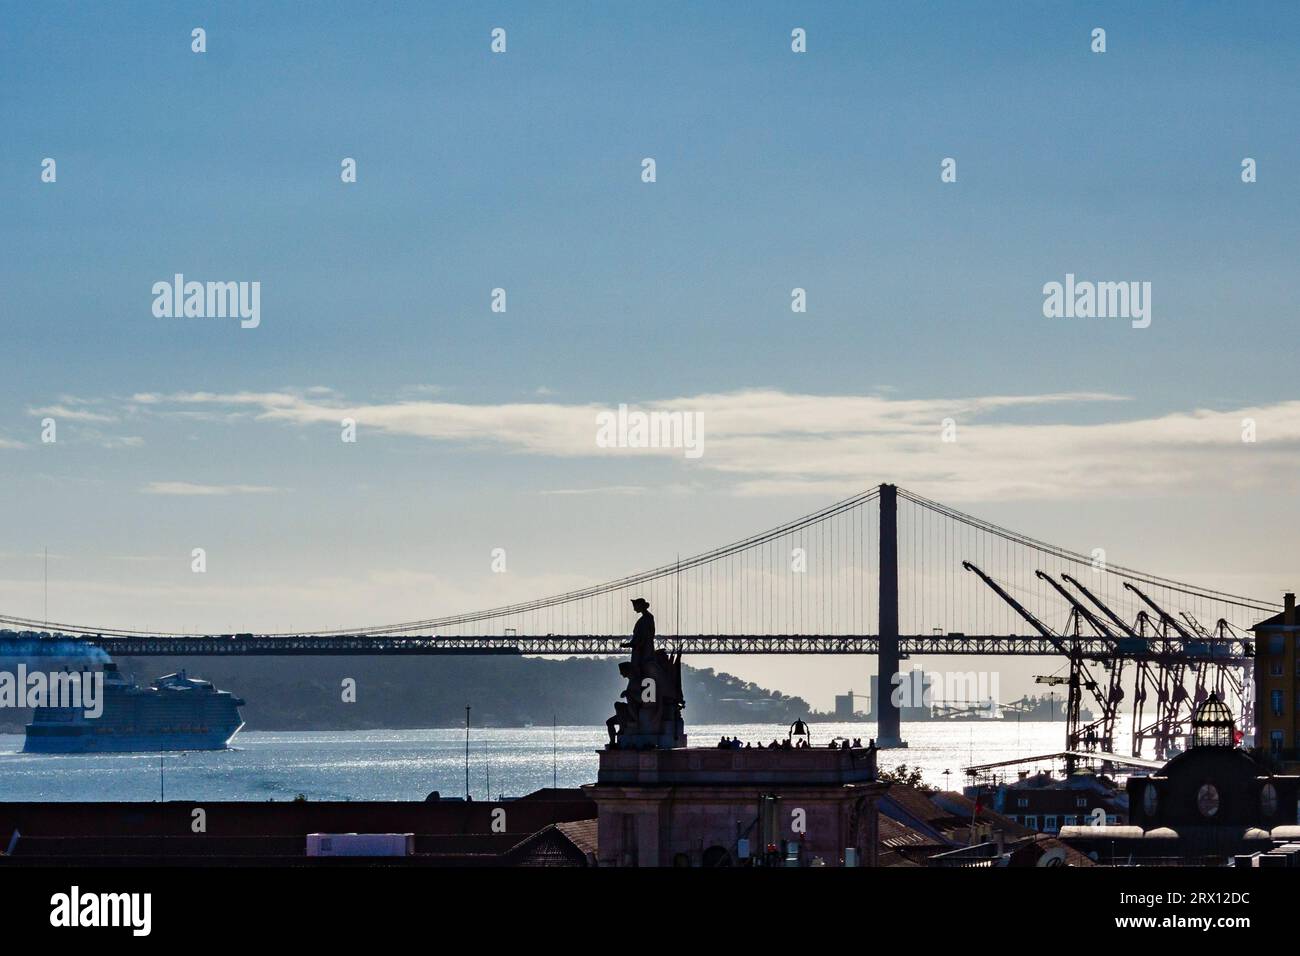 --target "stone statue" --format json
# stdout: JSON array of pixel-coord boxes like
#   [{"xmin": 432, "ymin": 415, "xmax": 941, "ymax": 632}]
[{"xmin": 607, "ymin": 598, "xmax": 686, "ymax": 749}]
